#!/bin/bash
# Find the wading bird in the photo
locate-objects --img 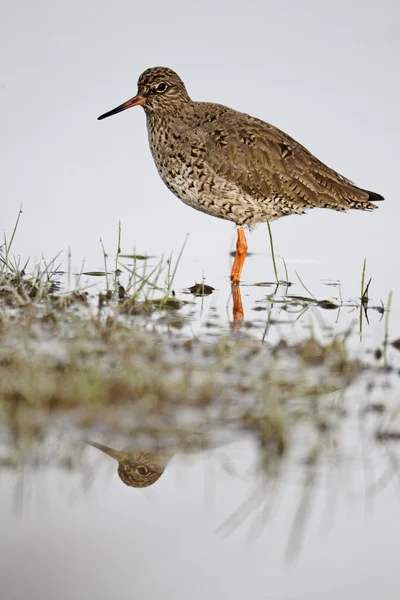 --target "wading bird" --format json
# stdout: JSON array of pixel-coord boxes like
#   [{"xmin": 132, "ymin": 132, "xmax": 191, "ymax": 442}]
[{"xmin": 98, "ymin": 67, "xmax": 383, "ymax": 318}]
